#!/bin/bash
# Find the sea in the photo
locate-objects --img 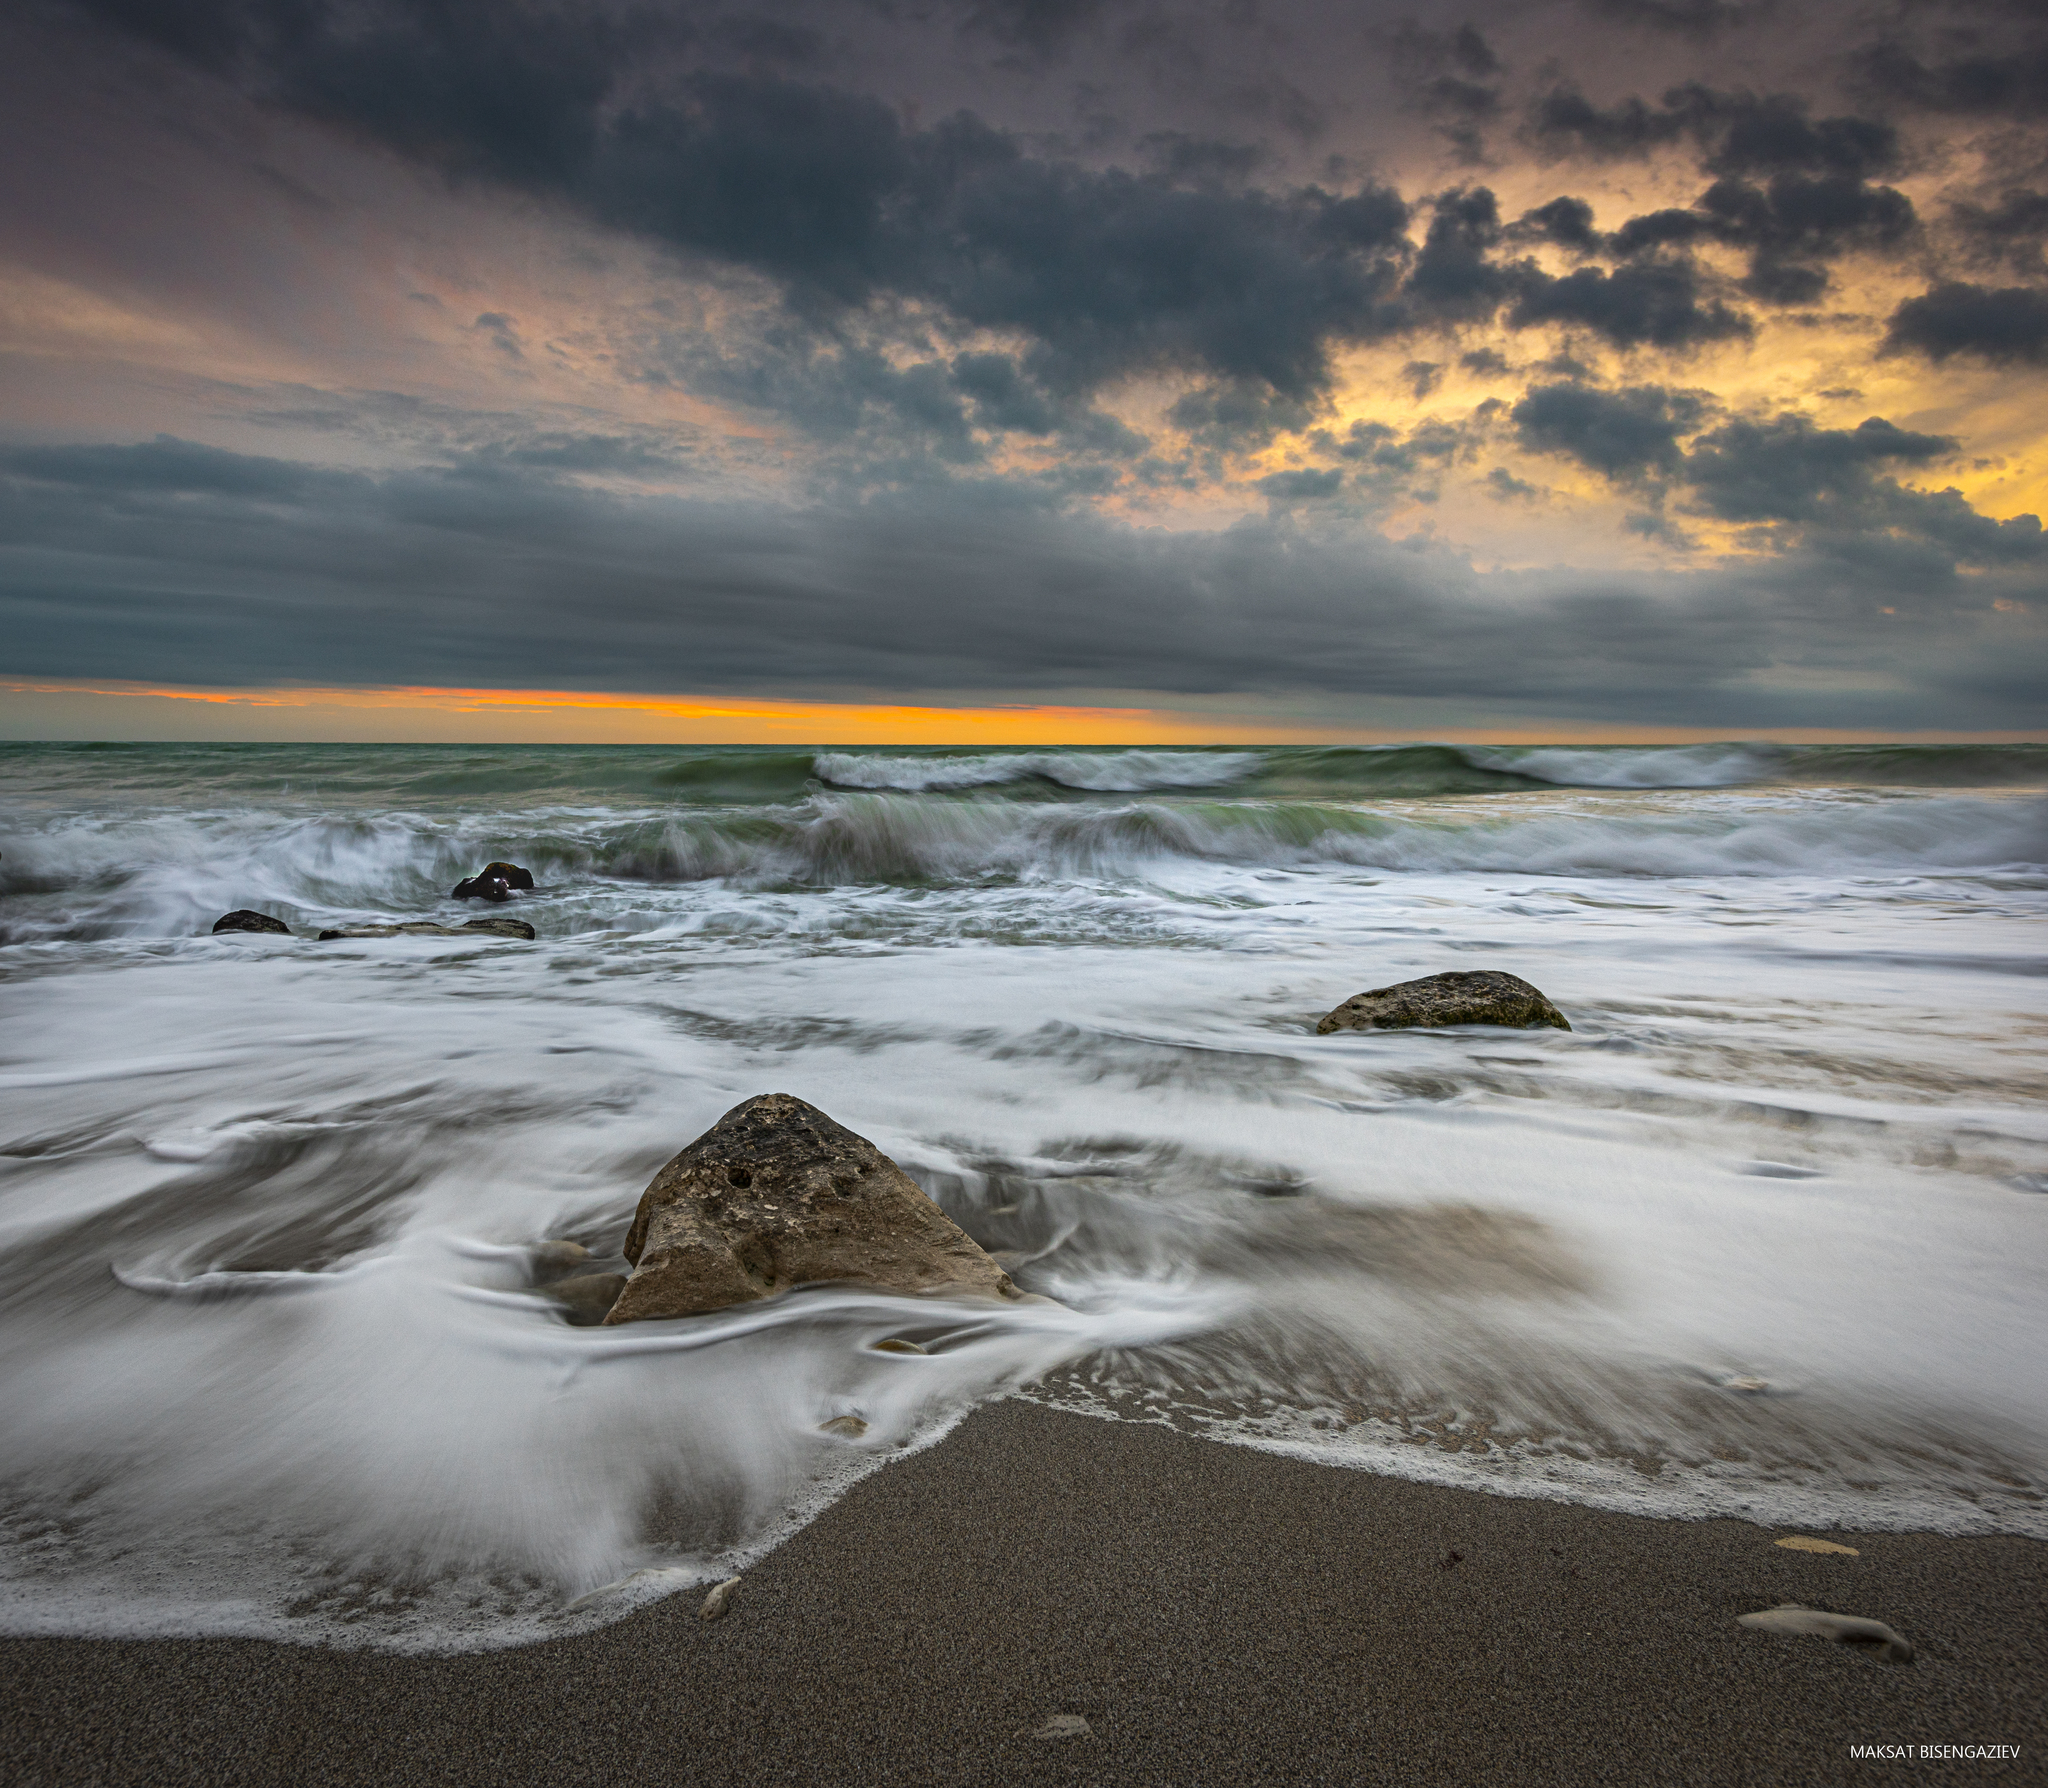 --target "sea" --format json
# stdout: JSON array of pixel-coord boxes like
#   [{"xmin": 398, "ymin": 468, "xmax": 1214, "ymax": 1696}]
[{"xmin": 1, "ymin": 739, "xmax": 2044, "ymax": 1651}]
